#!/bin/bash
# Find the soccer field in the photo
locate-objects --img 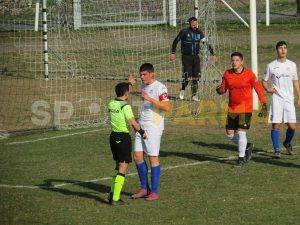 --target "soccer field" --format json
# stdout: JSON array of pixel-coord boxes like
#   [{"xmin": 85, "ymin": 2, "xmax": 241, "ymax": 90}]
[
  {"xmin": 1, "ymin": 1, "xmax": 300, "ymax": 224},
  {"xmin": 0, "ymin": 122, "xmax": 299, "ymax": 225}
]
